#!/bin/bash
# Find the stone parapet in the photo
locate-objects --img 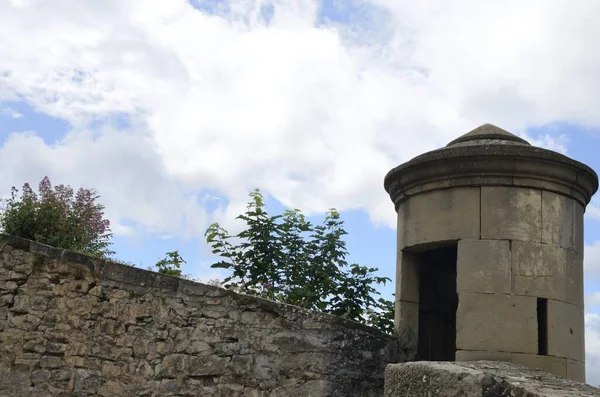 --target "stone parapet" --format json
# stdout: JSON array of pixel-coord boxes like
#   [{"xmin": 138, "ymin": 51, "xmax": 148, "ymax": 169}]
[
  {"xmin": 384, "ymin": 361, "xmax": 600, "ymax": 397},
  {"xmin": 0, "ymin": 234, "xmax": 406, "ymax": 396}
]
